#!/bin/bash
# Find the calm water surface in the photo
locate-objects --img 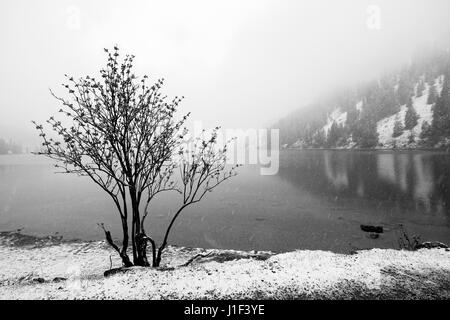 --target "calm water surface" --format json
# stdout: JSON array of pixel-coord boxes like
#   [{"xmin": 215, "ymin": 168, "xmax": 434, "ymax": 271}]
[{"xmin": 0, "ymin": 150, "xmax": 449, "ymax": 252}]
